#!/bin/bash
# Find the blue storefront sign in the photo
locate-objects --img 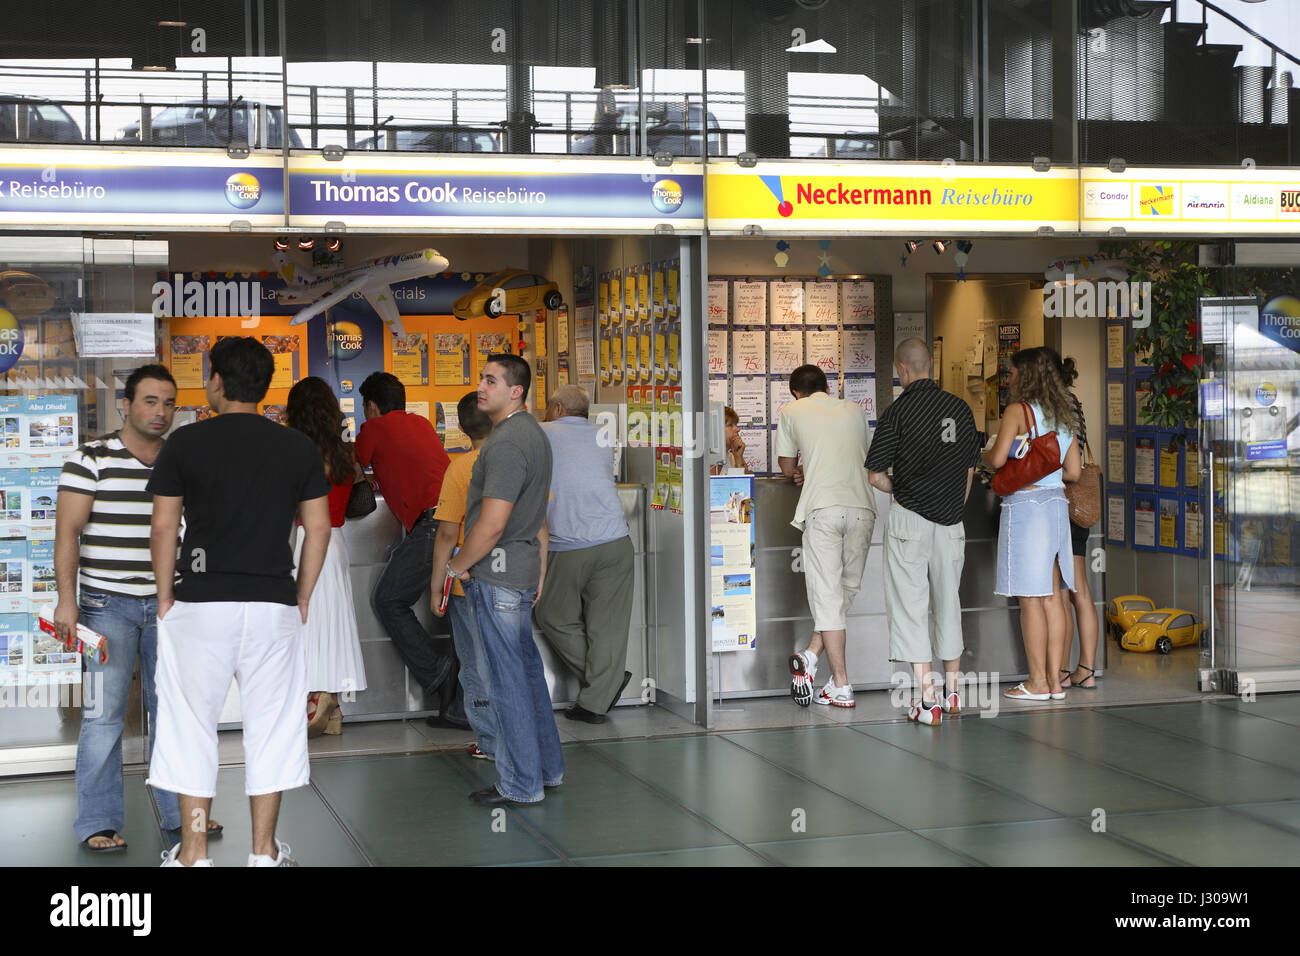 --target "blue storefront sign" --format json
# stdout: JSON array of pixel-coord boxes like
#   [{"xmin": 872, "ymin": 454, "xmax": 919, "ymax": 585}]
[{"xmin": 1259, "ymin": 295, "xmax": 1300, "ymax": 355}]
